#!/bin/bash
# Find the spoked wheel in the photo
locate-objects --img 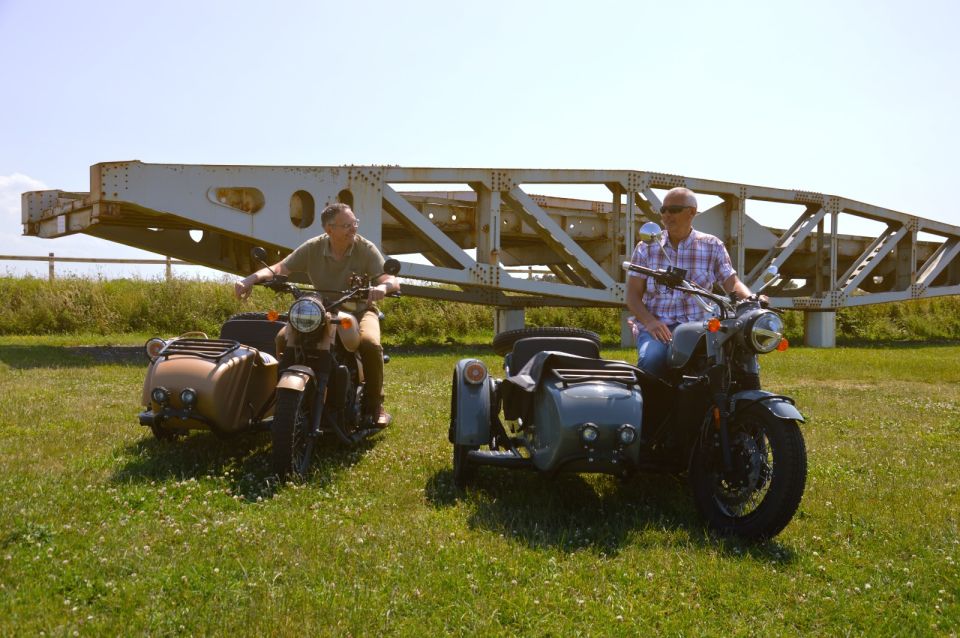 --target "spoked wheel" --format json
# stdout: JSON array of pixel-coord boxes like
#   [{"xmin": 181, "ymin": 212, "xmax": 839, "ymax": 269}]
[
  {"xmin": 331, "ymin": 383, "xmax": 366, "ymax": 447},
  {"xmin": 271, "ymin": 388, "xmax": 316, "ymax": 480},
  {"xmin": 690, "ymin": 409, "xmax": 807, "ymax": 540}
]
